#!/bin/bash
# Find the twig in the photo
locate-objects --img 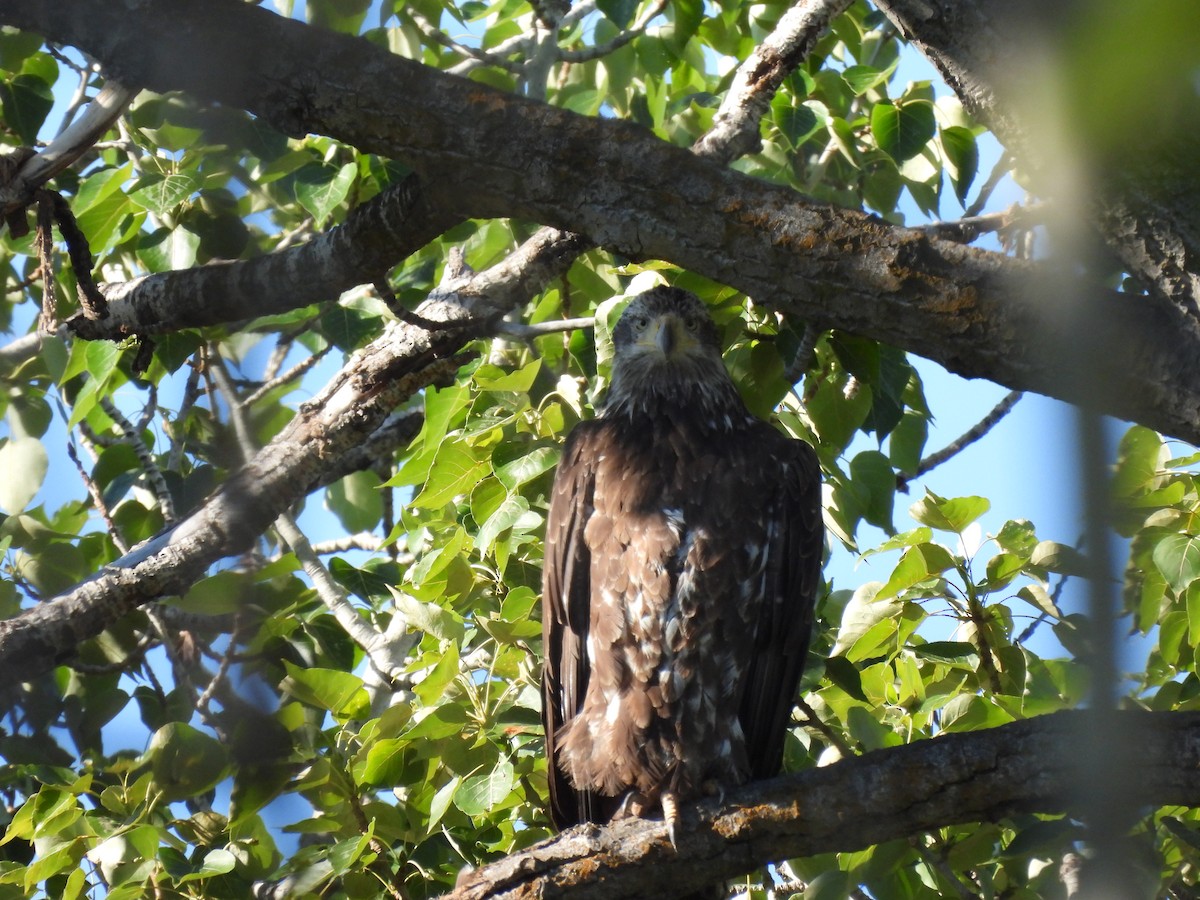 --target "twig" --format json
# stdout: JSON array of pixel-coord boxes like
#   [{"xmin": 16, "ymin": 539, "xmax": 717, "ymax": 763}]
[
  {"xmin": 196, "ymin": 616, "xmax": 242, "ymax": 720},
  {"xmin": 913, "ymin": 390, "xmax": 1022, "ymax": 479},
  {"xmin": 447, "ymin": 30, "xmax": 532, "ymax": 75},
  {"xmin": 310, "ymin": 533, "xmax": 389, "ymax": 555},
  {"xmin": 557, "ymin": 0, "xmax": 670, "ymax": 63},
  {"xmin": 964, "ymin": 149, "xmax": 1014, "ymax": 219},
  {"xmin": 795, "ymin": 695, "xmax": 856, "ymax": 759},
  {"xmin": 241, "ymin": 346, "xmax": 332, "ymax": 408},
  {"xmin": 100, "ymin": 396, "xmax": 177, "ymax": 523},
  {"xmin": 783, "ymin": 321, "xmax": 819, "ymax": 386},
  {"xmin": 498, "ymin": 315, "xmax": 594, "ymax": 338},
  {"xmin": 910, "ymin": 837, "xmax": 980, "ymax": 900},
  {"xmin": 407, "ymin": 8, "xmax": 525, "ymax": 74},
  {"xmin": 65, "ymin": 438, "xmax": 128, "ymax": 554}
]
